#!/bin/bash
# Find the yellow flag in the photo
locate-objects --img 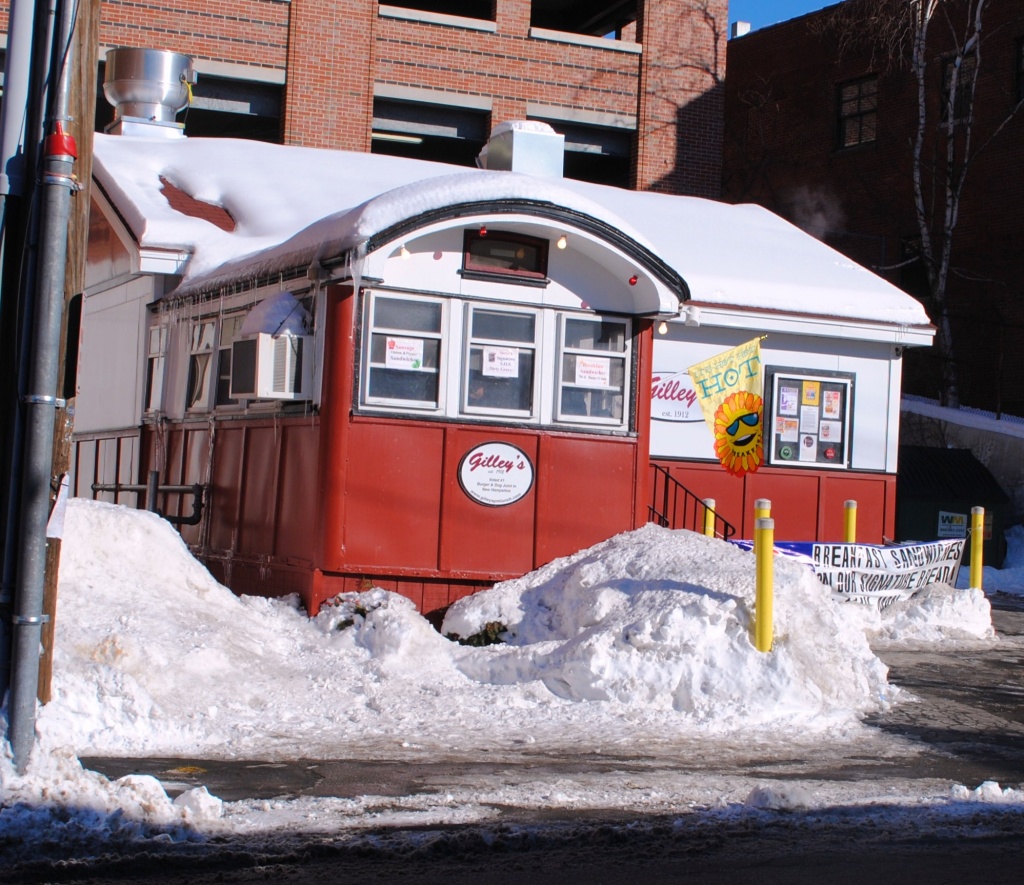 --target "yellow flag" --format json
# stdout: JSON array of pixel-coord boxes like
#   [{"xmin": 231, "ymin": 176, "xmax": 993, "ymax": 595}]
[{"xmin": 687, "ymin": 338, "xmax": 764, "ymax": 477}]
